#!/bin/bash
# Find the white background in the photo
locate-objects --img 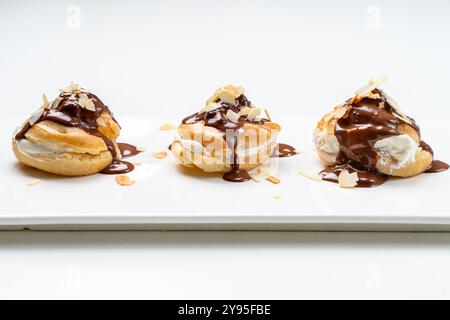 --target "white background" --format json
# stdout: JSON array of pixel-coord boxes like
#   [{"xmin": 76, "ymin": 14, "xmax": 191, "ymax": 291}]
[{"xmin": 1, "ymin": 0, "xmax": 450, "ymax": 299}]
